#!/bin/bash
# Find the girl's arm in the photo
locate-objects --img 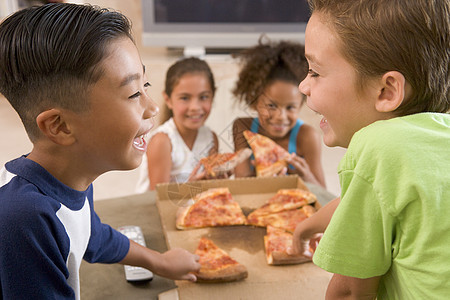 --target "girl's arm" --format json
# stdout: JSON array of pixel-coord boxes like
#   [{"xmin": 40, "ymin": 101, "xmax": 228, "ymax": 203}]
[
  {"xmin": 289, "ymin": 124, "xmax": 326, "ymax": 188},
  {"xmin": 232, "ymin": 119, "xmax": 254, "ymax": 177},
  {"xmin": 120, "ymin": 241, "xmax": 200, "ymax": 281},
  {"xmin": 147, "ymin": 132, "xmax": 172, "ymax": 190}
]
